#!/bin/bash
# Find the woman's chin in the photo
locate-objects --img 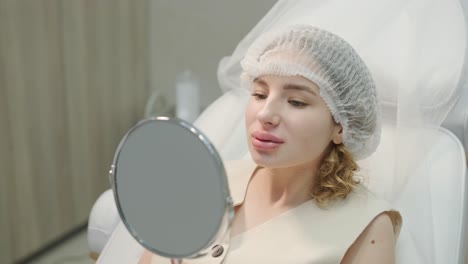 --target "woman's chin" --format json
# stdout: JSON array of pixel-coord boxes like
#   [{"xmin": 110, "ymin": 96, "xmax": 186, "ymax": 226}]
[{"xmin": 250, "ymin": 149, "xmax": 284, "ymax": 167}]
